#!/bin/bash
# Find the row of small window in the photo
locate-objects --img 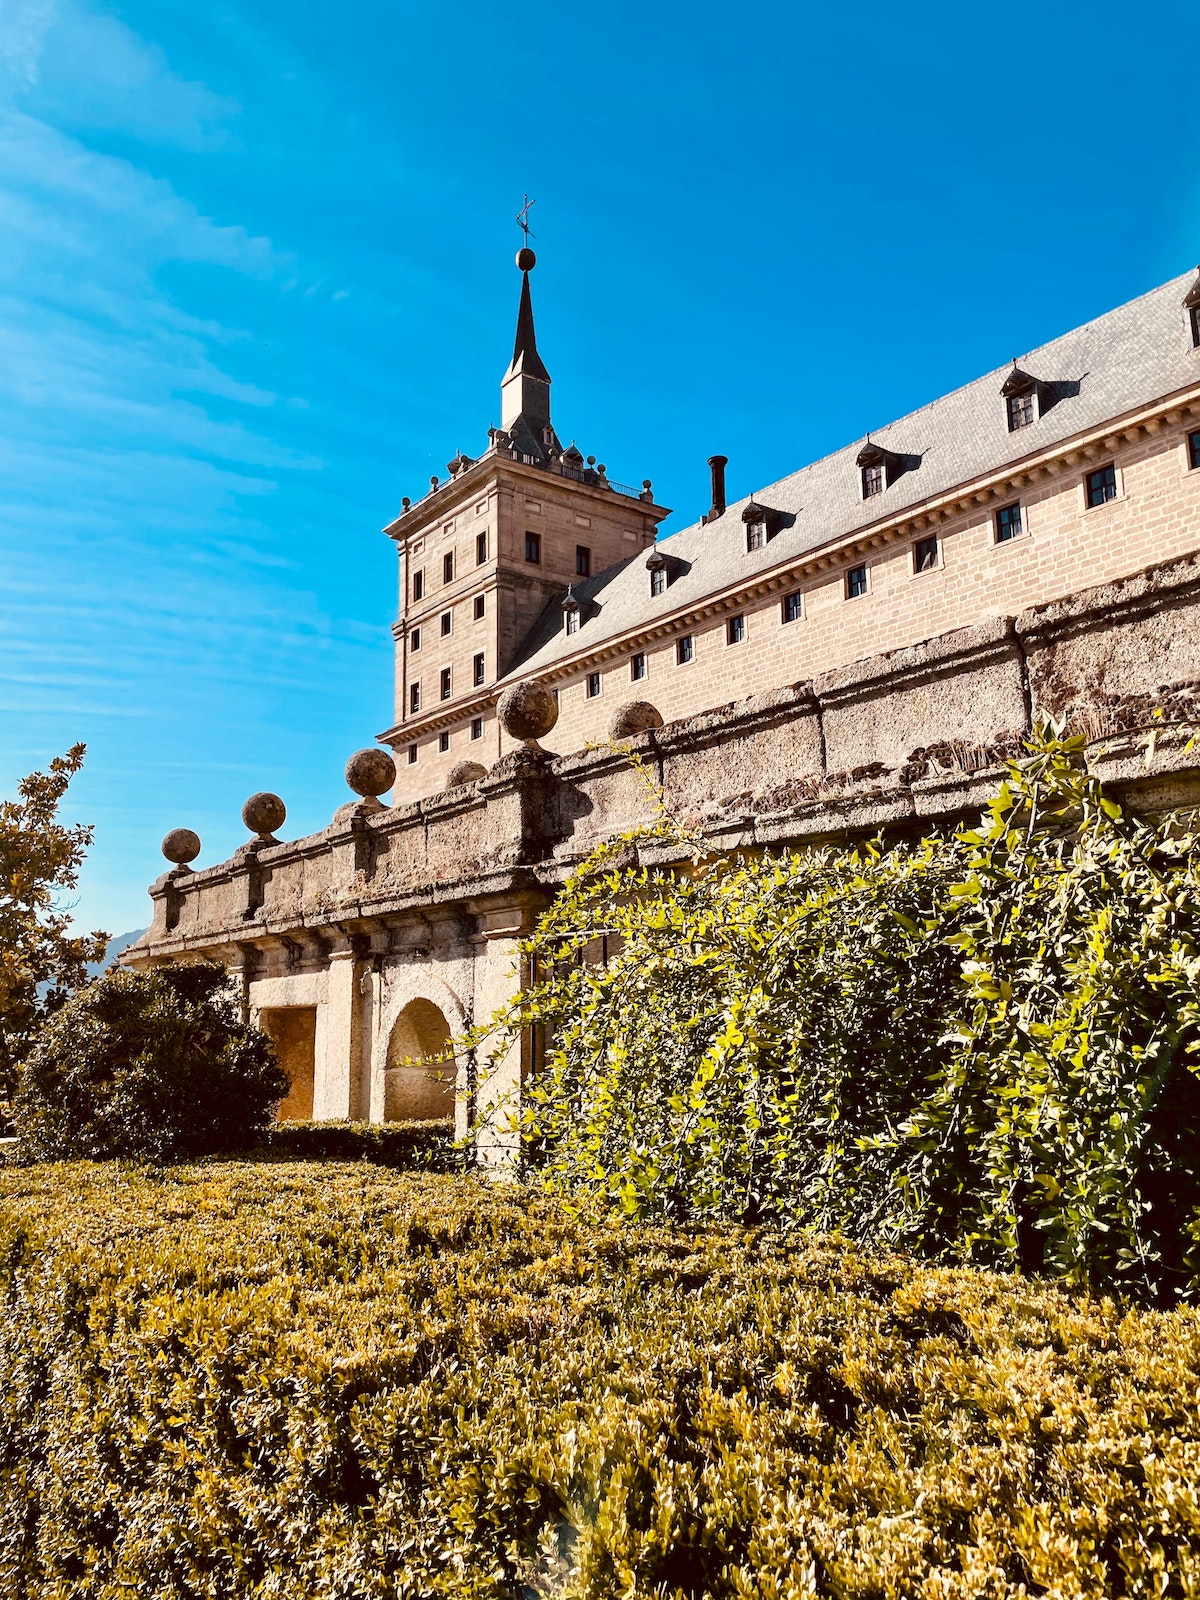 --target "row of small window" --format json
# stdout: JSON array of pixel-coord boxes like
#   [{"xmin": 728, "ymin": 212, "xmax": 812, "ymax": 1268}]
[
  {"xmin": 410, "ymin": 537, "xmax": 592, "ymax": 601},
  {"xmin": 522, "ymin": 534, "xmax": 592, "ymax": 573},
  {"xmin": 406, "ymin": 717, "xmax": 486, "ymax": 763},
  {"xmin": 410, "ymin": 594, "xmax": 486, "ymax": 651},
  {"xmin": 408, "ymin": 655, "xmax": 486, "ymax": 713},
  {"xmin": 410, "ymin": 536, "xmax": 485, "ymax": 601}
]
